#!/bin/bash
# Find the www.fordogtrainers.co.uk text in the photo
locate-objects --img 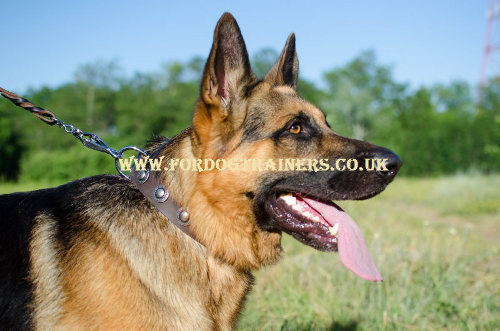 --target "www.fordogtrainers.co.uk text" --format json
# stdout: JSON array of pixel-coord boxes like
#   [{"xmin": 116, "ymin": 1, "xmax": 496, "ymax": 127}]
[{"xmin": 119, "ymin": 157, "xmax": 390, "ymax": 173}]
